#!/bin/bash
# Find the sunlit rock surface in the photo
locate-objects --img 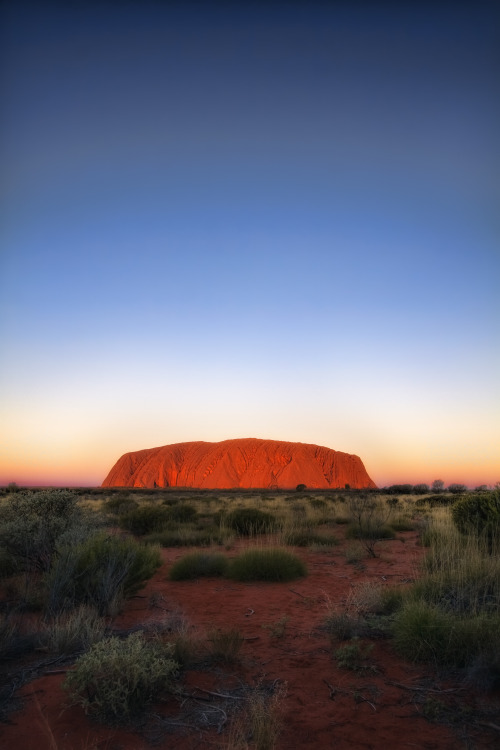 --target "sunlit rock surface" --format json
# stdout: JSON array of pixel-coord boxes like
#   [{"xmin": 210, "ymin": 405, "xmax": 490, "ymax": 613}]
[{"xmin": 102, "ymin": 438, "xmax": 377, "ymax": 490}]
